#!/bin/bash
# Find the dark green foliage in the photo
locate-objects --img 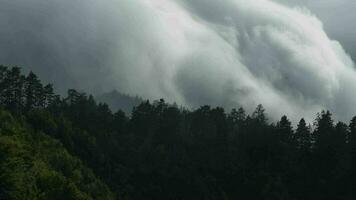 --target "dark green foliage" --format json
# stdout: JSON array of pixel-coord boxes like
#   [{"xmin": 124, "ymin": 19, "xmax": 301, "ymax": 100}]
[
  {"xmin": 295, "ymin": 118, "xmax": 312, "ymax": 151},
  {"xmin": 0, "ymin": 66, "xmax": 25, "ymax": 112},
  {"xmin": 0, "ymin": 109, "xmax": 114, "ymax": 200},
  {"xmin": 1, "ymin": 66, "xmax": 356, "ymax": 200}
]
